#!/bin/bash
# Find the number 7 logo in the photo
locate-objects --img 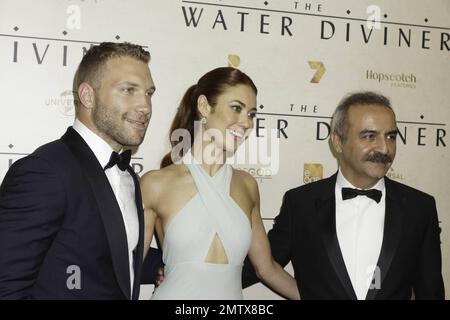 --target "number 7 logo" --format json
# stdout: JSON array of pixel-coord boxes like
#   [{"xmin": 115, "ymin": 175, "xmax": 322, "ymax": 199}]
[{"xmin": 308, "ymin": 61, "xmax": 326, "ymax": 83}]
